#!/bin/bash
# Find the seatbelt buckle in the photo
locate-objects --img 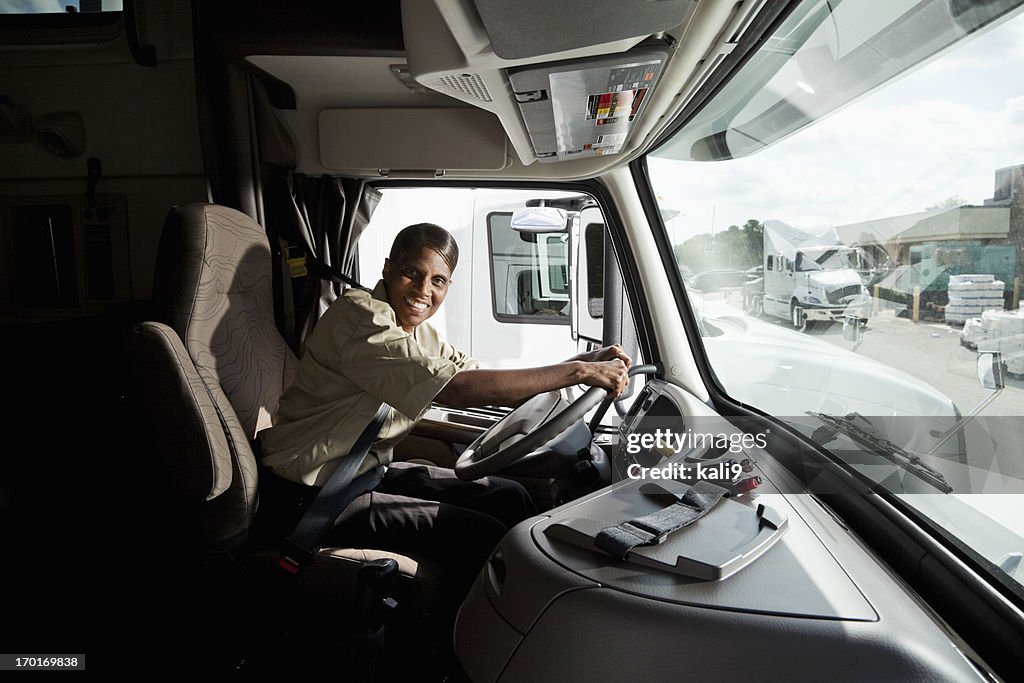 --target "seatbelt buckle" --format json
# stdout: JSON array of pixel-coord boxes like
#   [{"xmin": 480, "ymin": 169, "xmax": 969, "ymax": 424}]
[
  {"xmin": 286, "ymin": 245, "xmax": 308, "ymax": 278},
  {"xmin": 278, "ymin": 555, "xmax": 302, "ymax": 575},
  {"xmin": 732, "ymin": 475, "xmax": 762, "ymax": 494},
  {"xmin": 278, "ymin": 538, "xmax": 315, "ymax": 574}
]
